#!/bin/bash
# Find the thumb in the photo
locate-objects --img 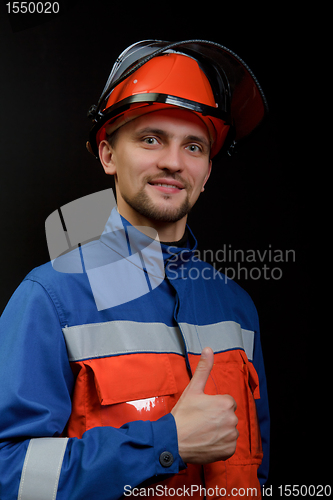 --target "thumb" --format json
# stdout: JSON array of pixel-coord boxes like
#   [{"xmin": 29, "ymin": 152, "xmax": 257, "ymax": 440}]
[{"xmin": 186, "ymin": 347, "xmax": 214, "ymax": 395}]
